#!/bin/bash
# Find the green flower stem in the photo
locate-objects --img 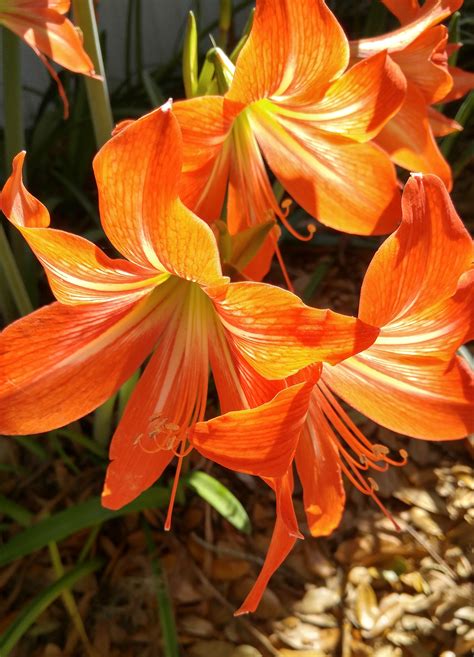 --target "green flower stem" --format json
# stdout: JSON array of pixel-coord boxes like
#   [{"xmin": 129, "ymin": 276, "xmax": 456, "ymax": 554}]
[
  {"xmin": 441, "ymin": 91, "xmax": 474, "ymax": 159},
  {"xmin": 72, "ymin": 0, "xmax": 113, "ymax": 148},
  {"xmin": 2, "ymin": 28, "xmax": 24, "ymax": 169},
  {"xmin": 0, "ymin": 226, "xmax": 33, "ymax": 316},
  {"xmin": 1, "ymin": 28, "xmax": 33, "ymax": 317}
]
